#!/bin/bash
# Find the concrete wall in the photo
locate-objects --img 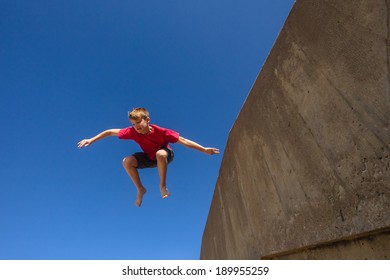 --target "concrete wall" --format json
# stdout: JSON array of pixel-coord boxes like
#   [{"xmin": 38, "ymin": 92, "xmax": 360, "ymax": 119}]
[
  {"xmin": 201, "ymin": 0, "xmax": 390, "ymax": 259},
  {"xmin": 264, "ymin": 230, "xmax": 389, "ymax": 260}
]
